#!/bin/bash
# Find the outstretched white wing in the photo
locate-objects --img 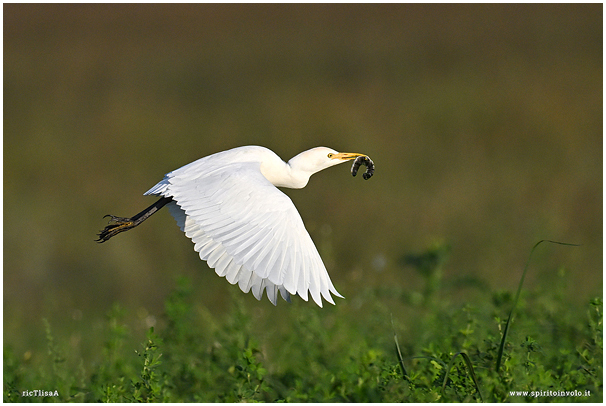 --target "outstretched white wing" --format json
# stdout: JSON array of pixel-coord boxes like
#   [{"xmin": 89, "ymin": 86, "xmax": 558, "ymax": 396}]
[{"xmin": 146, "ymin": 161, "xmax": 342, "ymax": 307}]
